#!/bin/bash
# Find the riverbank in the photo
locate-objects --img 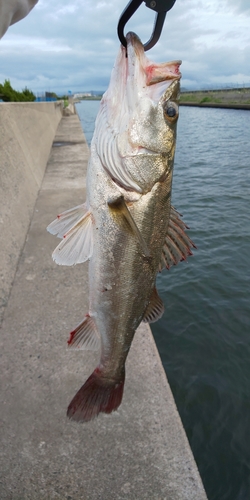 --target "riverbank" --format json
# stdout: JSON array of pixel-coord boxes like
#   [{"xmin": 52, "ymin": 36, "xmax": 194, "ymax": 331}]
[{"xmin": 180, "ymin": 87, "xmax": 250, "ymax": 109}]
